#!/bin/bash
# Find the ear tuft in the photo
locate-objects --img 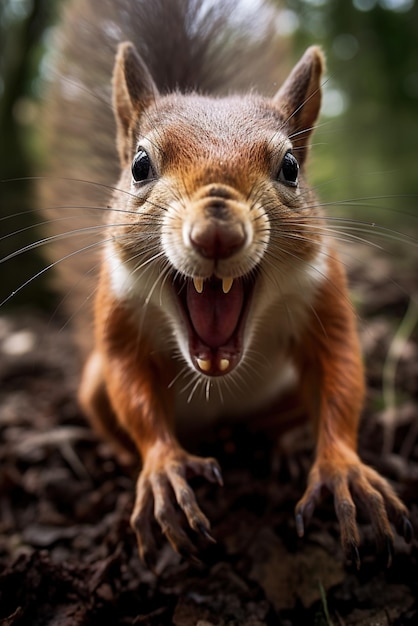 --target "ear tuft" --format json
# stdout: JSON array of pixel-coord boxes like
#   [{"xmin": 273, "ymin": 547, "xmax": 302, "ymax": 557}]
[
  {"xmin": 274, "ymin": 46, "xmax": 325, "ymax": 164},
  {"xmin": 112, "ymin": 42, "xmax": 158, "ymax": 164}
]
